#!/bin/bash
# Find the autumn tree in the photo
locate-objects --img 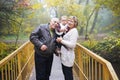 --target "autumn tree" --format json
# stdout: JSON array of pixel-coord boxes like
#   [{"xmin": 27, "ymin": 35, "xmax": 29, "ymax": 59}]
[
  {"xmin": 0, "ymin": 0, "xmax": 32, "ymax": 46},
  {"xmin": 94, "ymin": 0, "xmax": 120, "ymax": 37}
]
